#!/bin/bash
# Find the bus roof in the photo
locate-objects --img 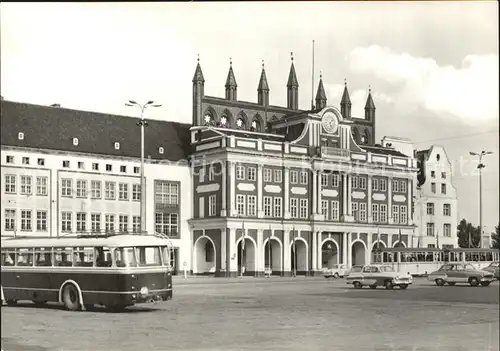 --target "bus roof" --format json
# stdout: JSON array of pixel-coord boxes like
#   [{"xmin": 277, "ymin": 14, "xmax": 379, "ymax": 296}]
[{"xmin": 0, "ymin": 233, "xmax": 170, "ymax": 249}]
